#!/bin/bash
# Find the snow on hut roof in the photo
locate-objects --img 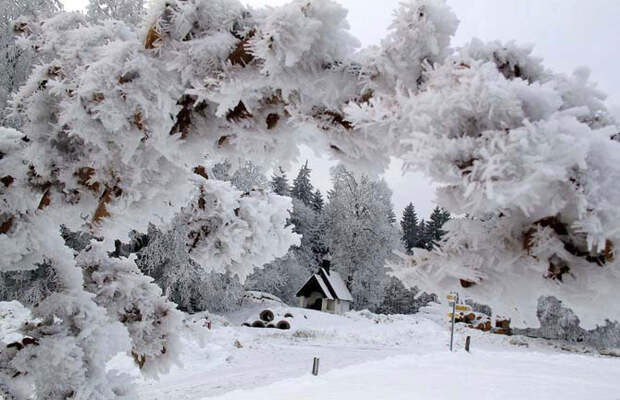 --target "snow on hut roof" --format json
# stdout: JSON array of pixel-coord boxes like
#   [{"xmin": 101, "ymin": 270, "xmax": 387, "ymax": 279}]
[
  {"xmin": 319, "ymin": 269, "xmax": 354, "ymax": 302},
  {"xmin": 297, "ymin": 268, "xmax": 353, "ymax": 302},
  {"xmin": 315, "ymin": 274, "xmax": 335, "ymax": 300},
  {"xmin": 296, "ymin": 274, "xmax": 334, "ymax": 300}
]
